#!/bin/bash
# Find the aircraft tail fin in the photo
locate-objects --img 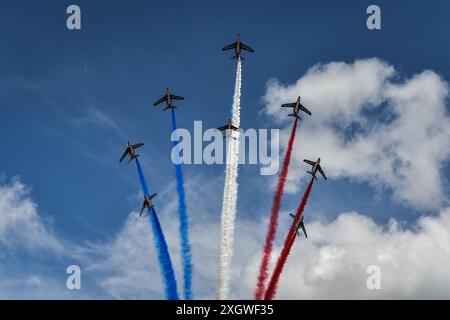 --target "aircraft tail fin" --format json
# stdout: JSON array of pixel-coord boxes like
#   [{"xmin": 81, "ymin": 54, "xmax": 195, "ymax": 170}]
[
  {"xmin": 140, "ymin": 209, "xmax": 149, "ymax": 217},
  {"xmin": 128, "ymin": 154, "xmax": 139, "ymax": 164},
  {"xmin": 231, "ymin": 54, "xmax": 244, "ymax": 61},
  {"xmin": 307, "ymin": 171, "xmax": 317, "ymax": 181},
  {"xmin": 163, "ymin": 106, "xmax": 176, "ymax": 111},
  {"xmin": 288, "ymin": 113, "xmax": 301, "ymax": 120}
]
